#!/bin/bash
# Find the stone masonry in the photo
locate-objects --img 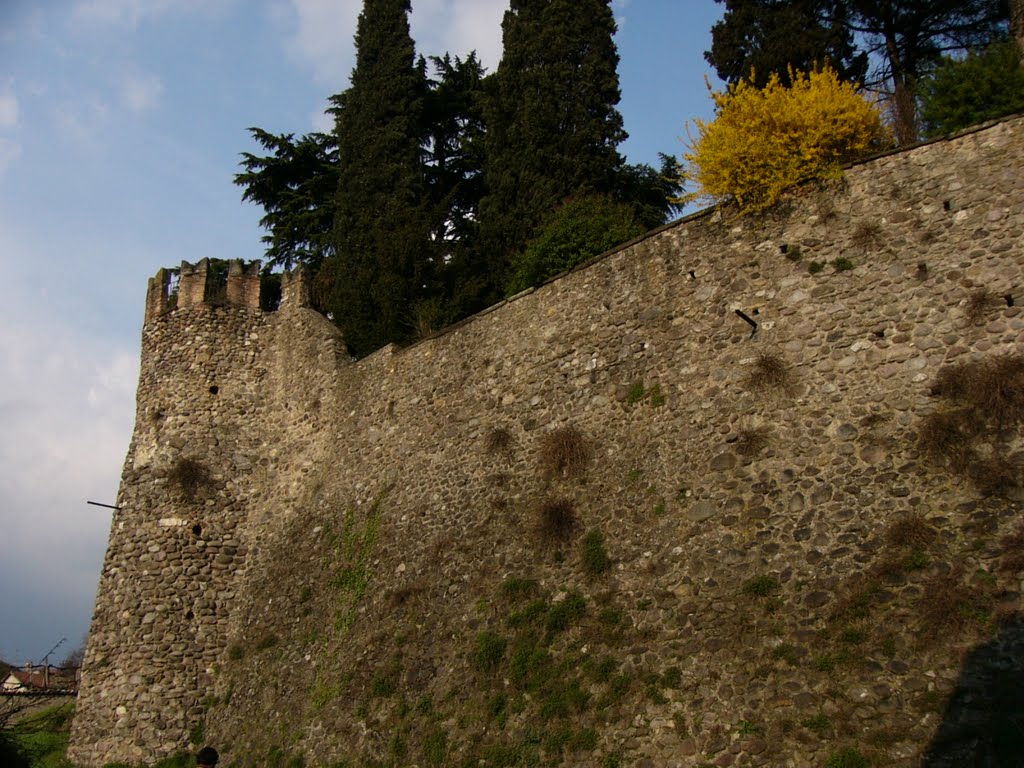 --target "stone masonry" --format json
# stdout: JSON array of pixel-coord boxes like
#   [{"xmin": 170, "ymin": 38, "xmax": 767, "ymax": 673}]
[{"xmin": 70, "ymin": 115, "xmax": 1024, "ymax": 767}]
